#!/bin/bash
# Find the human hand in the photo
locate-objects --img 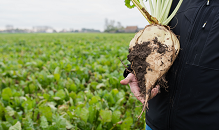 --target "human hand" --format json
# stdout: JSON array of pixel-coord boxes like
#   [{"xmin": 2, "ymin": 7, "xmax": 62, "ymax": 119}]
[{"xmin": 120, "ymin": 73, "xmax": 160, "ymax": 104}]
